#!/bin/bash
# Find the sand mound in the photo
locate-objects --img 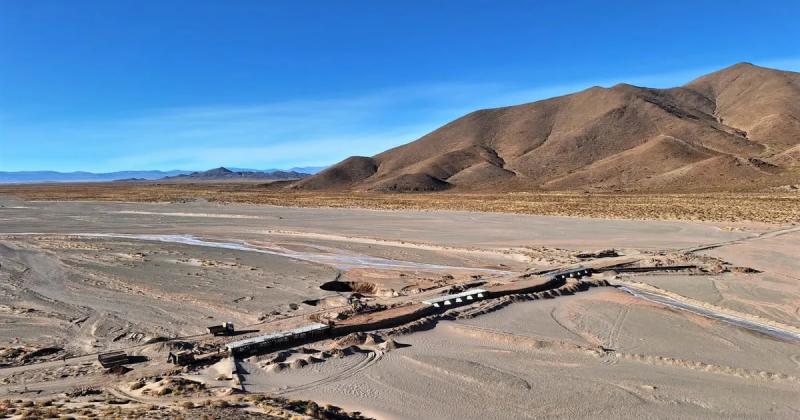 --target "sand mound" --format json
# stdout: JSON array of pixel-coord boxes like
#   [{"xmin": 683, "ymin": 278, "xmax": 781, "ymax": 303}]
[
  {"xmin": 266, "ymin": 363, "xmax": 287, "ymax": 373},
  {"xmin": 306, "ymin": 355, "xmax": 324, "ymax": 364},
  {"xmin": 337, "ymin": 333, "xmax": 364, "ymax": 346},
  {"xmin": 270, "ymin": 351, "xmax": 292, "ymax": 363},
  {"xmin": 614, "ymin": 352, "xmax": 799, "ymax": 383},
  {"xmin": 328, "ymin": 345, "xmax": 363, "ymax": 357},
  {"xmin": 448, "ymin": 324, "xmax": 605, "ymax": 357},
  {"xmin": 363, "ymin": 333, "xmax": 384, "ymax": 345},
  {"xmin": 250, "ymin": 350, "xmax": 294, "ymax": 364},
  {"xmin": 330, "ymin": 349, "xmax": 347, "ymax": 358},
  {"xmin": 380, "ymin": 339, "xmax": 408, "ymax": 351},
  {"xmin": 385, "ymin": 315, "xmax": 440, "ymax": 335},
  {"xmin": 289, "ymin": 359, "xmax": 308, "ymax": 369},
  {"xmin": 335, "ymin": 332, "xmax": 367, "ymax": 347}
]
